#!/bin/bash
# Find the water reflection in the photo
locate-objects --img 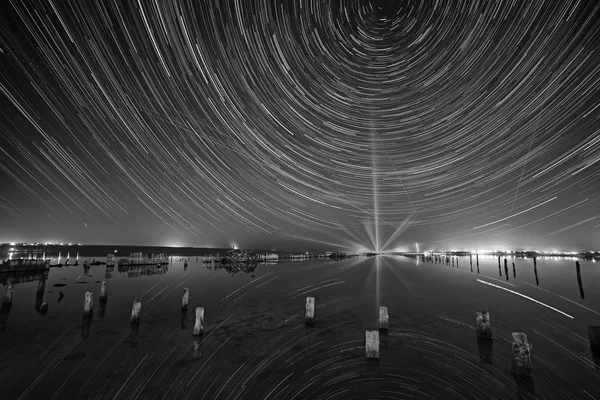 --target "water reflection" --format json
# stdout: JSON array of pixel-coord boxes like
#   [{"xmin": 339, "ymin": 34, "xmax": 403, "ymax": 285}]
[
  {"xmin": 99, "ymin": 297, "xmax": 107, "ymax": 318},
  {"xmin": 0, "ymin": 299, "xmax": 11, "ymax": 331},
  {"xmin": 476, "ymin": 337, "xmax": 493, "ymax": 364},
  {"xmin": 209, "ymin": 262, "xmax": 260, "ymax": 275},
  {"xmin": 193, "ymin": 336, "xmax": 202, "ymax": 359},
  {"xmin": 588, "ymin": 326, "xmax": 600, "ymax": 369},
  {"xmin": 129, "ymin": 322, "xmax": 140, "ymax": 348},
  {"xmin": 81, "ymin": 314, "xmax": 92, "ymax": 338},
  {"xmin": 181, "ymin": 308, "xmax": 188, "ymax": 330},
  {"xmin": 514, "ymin": 375, "xmax": 536, "ymax": 400},
  {"xmin": 117, "ymin": 264, "xmax": 168, "ymax": 278}
]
